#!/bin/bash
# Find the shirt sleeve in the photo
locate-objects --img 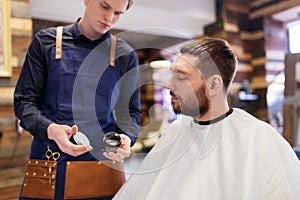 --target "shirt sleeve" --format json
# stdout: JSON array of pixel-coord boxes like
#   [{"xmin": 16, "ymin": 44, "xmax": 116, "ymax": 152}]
[{"xmin": 14, "ymin": 33, "xmax": 53, "ymax": 141}]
